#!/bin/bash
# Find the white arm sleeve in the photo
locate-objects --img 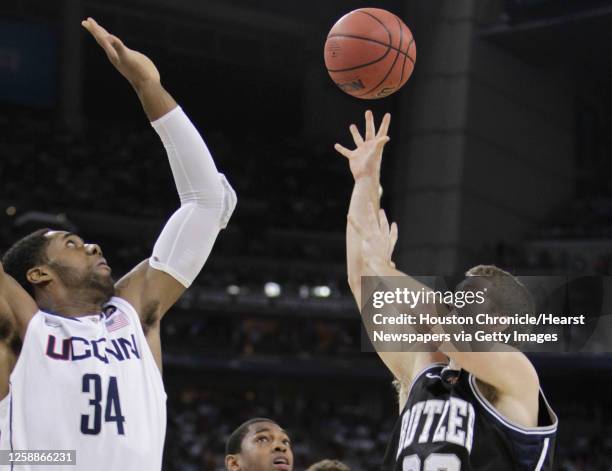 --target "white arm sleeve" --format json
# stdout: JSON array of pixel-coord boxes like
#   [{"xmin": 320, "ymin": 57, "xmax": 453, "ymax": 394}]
[{"xmin": 148, "ymin": 106, "xmax": 237, "ymax": 287}]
